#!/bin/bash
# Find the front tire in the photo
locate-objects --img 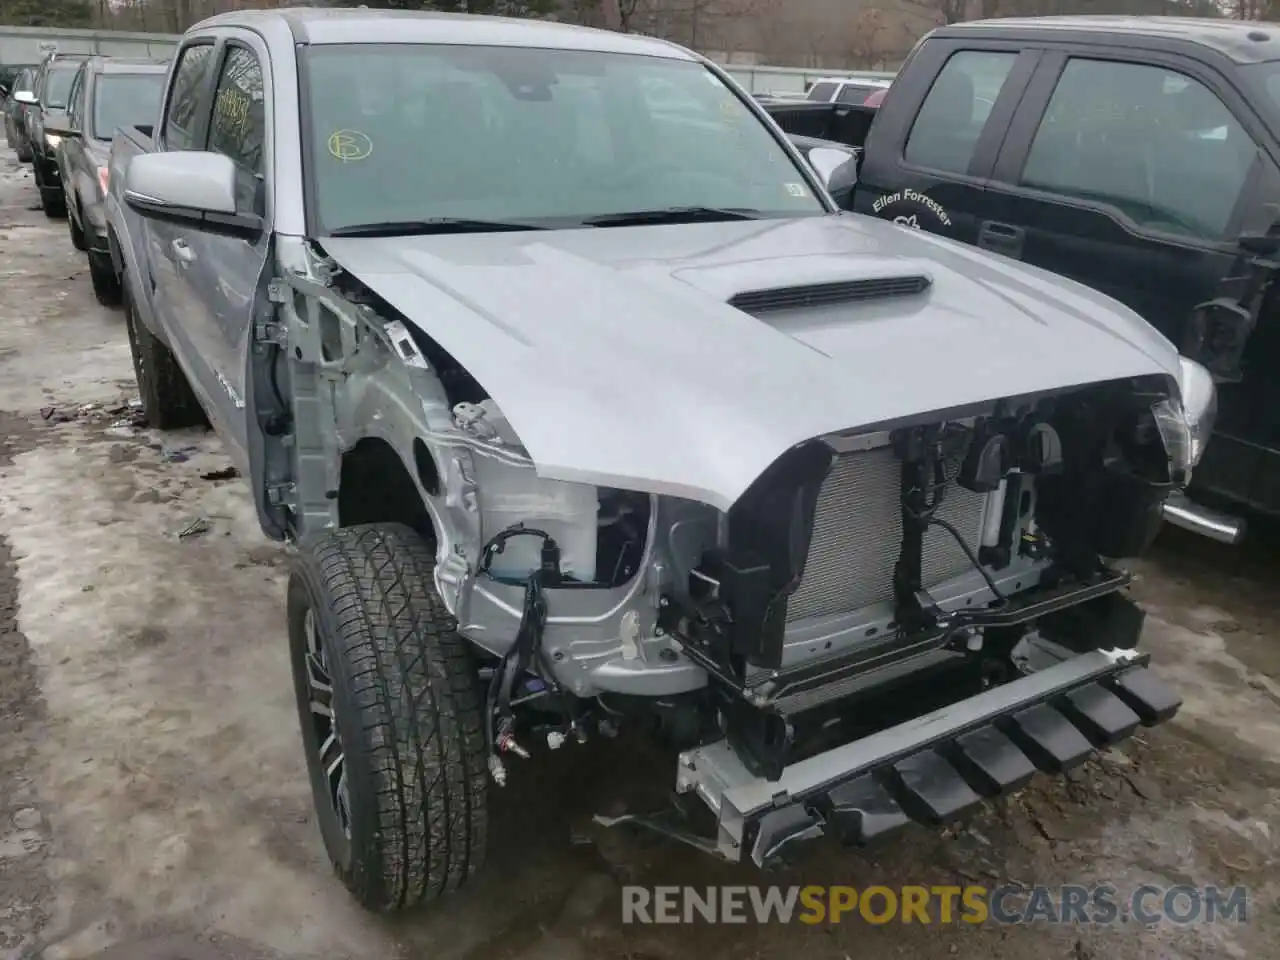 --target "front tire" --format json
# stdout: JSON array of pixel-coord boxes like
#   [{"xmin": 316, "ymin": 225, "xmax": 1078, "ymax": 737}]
[
  {"xmin": 68, "ymin": 204, "xmax": 87, "ymax": 251},
  {"xmin": 288, "ymin": 523, "xmax": 489, "ymax": 912},
  {"xmin": 122, "ymin": 279, "xmax": 205, "ymax": 429},
  {"xmin": 89, "ymin": 250, "xmax": 121, "ymax": 306}
]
